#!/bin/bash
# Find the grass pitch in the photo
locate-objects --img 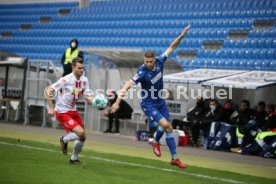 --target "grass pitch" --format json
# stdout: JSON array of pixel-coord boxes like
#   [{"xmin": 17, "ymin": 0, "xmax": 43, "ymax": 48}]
[{"xmin": 0, "ymin": 137, "xmax": 275, "ymax": 184}]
